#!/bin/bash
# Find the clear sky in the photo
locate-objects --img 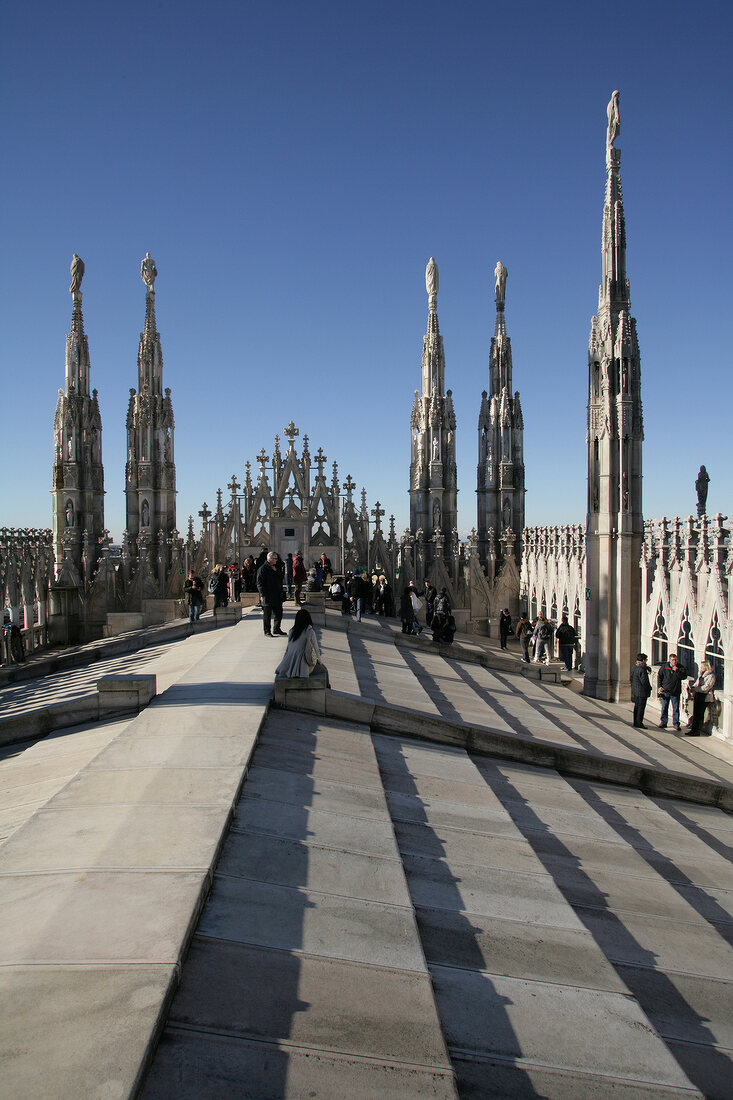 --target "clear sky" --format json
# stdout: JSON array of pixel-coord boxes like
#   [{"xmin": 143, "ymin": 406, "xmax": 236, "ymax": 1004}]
[{"xmin": 2, "ymin": 0, "xmax": 731, "ymax": 543}]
